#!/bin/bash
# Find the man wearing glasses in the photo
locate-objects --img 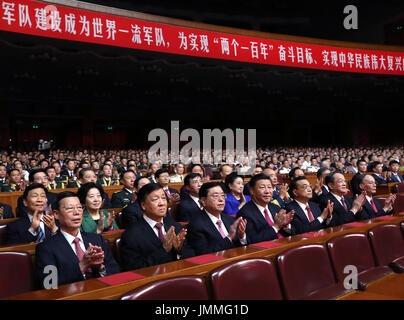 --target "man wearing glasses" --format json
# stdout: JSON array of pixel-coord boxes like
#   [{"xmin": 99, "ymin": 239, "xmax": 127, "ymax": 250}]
[
  {"xmin": 35, "ymin": 191, "xmax": 120, "ymax": 288},
  {"xmin": 186, "ymin": 182, "xmax": 247, "ymax": 256},
  {"xmin": 5, "ymin": 184, "xmax": 58, "ymax": 245},
  {"xmin": 15, "ymin": 169, "xmax": 57, "ymax": 218}
]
